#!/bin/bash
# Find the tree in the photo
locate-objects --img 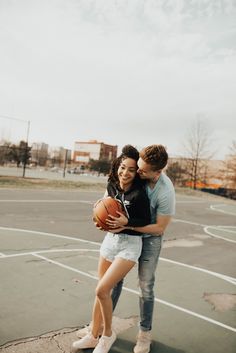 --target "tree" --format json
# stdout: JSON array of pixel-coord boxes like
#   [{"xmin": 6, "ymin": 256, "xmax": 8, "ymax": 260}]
[
  {"xmin": 166, "ymin": 160, "xmax": 187, "ymax": 186},
  {"xmin": 10, "ymin": 141, "xmax": 31, "ymax": 167},
  {"xmin": 222, "ymin": 140, "xmax": 236, "ymax": 189},
  {"xmin": 183, "ymin": 118, "xmax": 214, "ymax": 189},
  {"xmin": 0, "ymin": 141, "xmax": 12, "ymax": 165},
  {"xmin": 89, "ymin": 159, "xmax": 111, "ymax": 175}
]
